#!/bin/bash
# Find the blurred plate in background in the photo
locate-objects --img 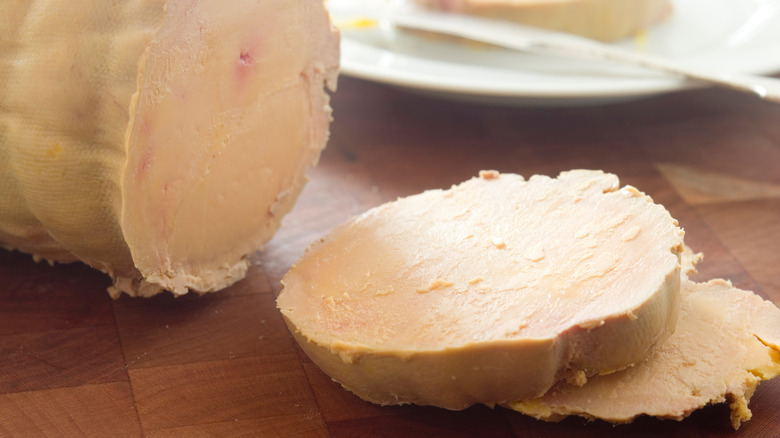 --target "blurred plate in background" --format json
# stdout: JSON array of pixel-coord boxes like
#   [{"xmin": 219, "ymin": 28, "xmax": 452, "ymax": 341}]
[{"xmin": 330, "ymin": 0, "xmax": 780, "ymax": 105}]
